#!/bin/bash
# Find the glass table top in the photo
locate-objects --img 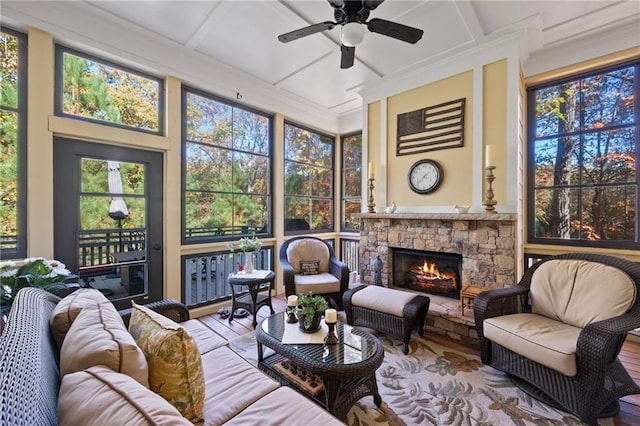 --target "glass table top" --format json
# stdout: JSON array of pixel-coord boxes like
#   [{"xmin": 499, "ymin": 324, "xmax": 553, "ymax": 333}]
[{"xmin": 259, "ymin": 313, "xmax": 380, "ymax": 366}]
